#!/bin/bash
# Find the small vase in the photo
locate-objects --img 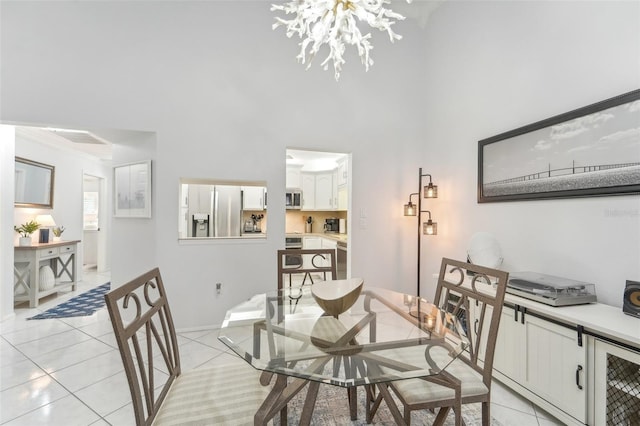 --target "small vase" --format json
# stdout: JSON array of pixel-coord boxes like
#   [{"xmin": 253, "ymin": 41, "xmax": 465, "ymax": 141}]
[
  {"xmin": 53, "ymin": 236, "xmax": 61, "ymax": 242},
  {"xmin": 19, "ymin": 237, "xmax": 32, "ymax": 246}
]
